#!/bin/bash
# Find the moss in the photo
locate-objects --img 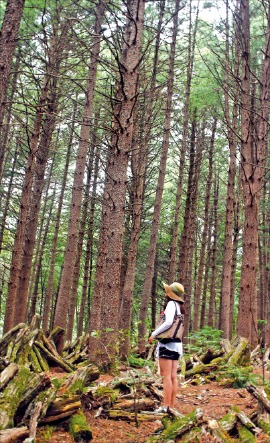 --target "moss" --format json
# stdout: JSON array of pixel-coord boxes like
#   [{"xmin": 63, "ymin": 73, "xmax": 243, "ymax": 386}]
[
  {"xmin": 257, "ymin": 417, "xmax": 270, "ymax": 436},
  {"xmin": 219, "ymin": 412, "xmax": 237, "ymax": 432},
  {"xmin": 37, "ymin": 425, "xmax": 55, "ymax": 442},
  {"xmin": 69, "ymin": 411, "xmax": 92, "ymax": 442},
  {"xmin": 181, "ymin": 427, "xmax": 204, "ymax": 442},
  {"xmin": 94, "ymin": 386, "xmax": 119, "ymax": 402},
  {"xmin": 0, "ymin": 366, "xmax": 31, "ymax": 429},
  {"xmin": 238, "ymin": 425, "xmax": 256, "ymax": 442}
]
